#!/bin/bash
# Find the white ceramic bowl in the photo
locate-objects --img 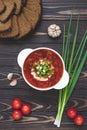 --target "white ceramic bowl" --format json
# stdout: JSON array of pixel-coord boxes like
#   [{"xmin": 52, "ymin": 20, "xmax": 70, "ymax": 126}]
[{"xmin": 17, "ymin": 47, "xmax": 69, "ymax": 91}]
